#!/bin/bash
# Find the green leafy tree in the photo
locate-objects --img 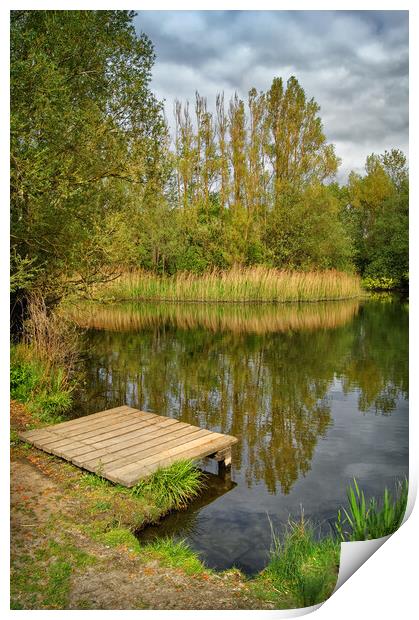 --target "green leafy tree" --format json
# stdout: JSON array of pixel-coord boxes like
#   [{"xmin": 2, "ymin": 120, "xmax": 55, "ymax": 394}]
[
  {"xmin": 346, "ymin": 149, "xmax": 408, "ymax": 286},
  {"xmin": 11, "ymin": 10, "xmax": 167, "ymax": 300}
]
